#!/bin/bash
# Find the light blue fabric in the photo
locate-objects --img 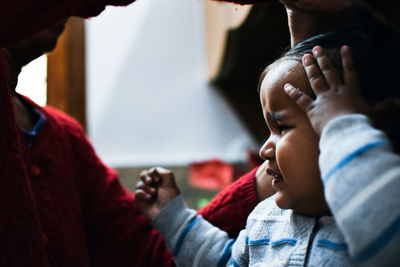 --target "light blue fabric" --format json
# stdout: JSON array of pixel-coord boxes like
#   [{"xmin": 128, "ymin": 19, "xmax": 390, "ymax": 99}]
[
  {"xmin": 153, "ymin": 196, "xmax": 355, "ymax": 266},
  {"xmin": 320, "ymin": 114, "xmax": 400, "ymax": 266},
  {"xmin": 153, "ymin": 114, "xmax": 400, "ymax": 267}
]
